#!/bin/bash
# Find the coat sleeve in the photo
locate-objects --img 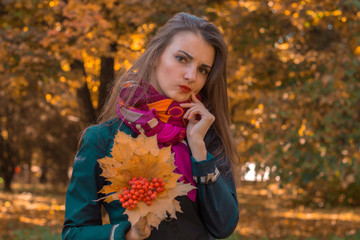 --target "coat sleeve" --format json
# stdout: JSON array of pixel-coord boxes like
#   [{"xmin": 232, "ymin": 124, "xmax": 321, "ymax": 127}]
[
  {"xmin": 62, "ymin": 125, "xmax": 131, "ymax": 240},
  {"xmin": 191, "ymin": 130, "xmax": 239, "ymax": 239}
]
